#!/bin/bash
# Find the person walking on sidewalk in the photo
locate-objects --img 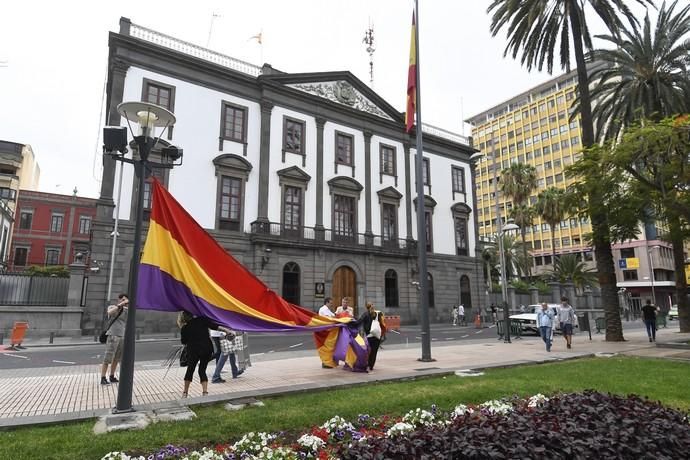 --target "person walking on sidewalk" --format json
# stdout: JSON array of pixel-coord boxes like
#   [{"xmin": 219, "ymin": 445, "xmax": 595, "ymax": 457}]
[
  {"xmin": 558, "ymin": 296, "xmax": 577, "ymax": 349},
  {"xmin": 178, "ymin": 311, "xmax": 231, "ymax": 397},
  {"xmin": 451, "ymin": 306, "xmax": 459, "ymax": 325},
  {"xmin": 642, "ymin": 299, "xmax": 659, "ymax": 342},
  {"xmin": 458, "ymin": 304, "xmax": 465, "ymax": 326},
  {"xmin": 211, "ymin": 330, "xmax": 244, "ymax": 383},
  {"xmin": 537, "ymin": 302, "xmax": 555, "ymax": 352},
  {"xmin": 100, "ymin": 294, "xmax": 129, "ymax": 385},
  {"xmin": 357, "ymin": 302, "xmax": 386, "ymax": 371}
]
